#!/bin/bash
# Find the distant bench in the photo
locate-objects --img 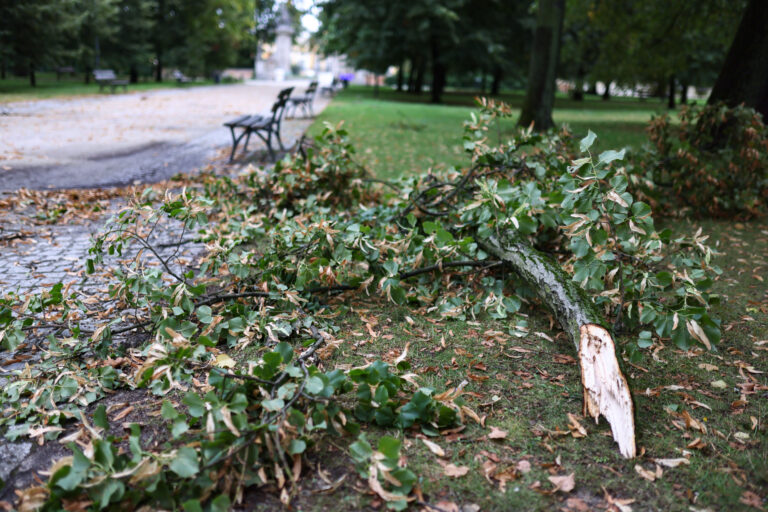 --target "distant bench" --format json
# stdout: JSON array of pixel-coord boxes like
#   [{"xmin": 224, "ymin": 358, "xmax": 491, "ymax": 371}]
[{"xmin": 94, "ymin": 69, "xmax": 128, "ymax": 93}]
